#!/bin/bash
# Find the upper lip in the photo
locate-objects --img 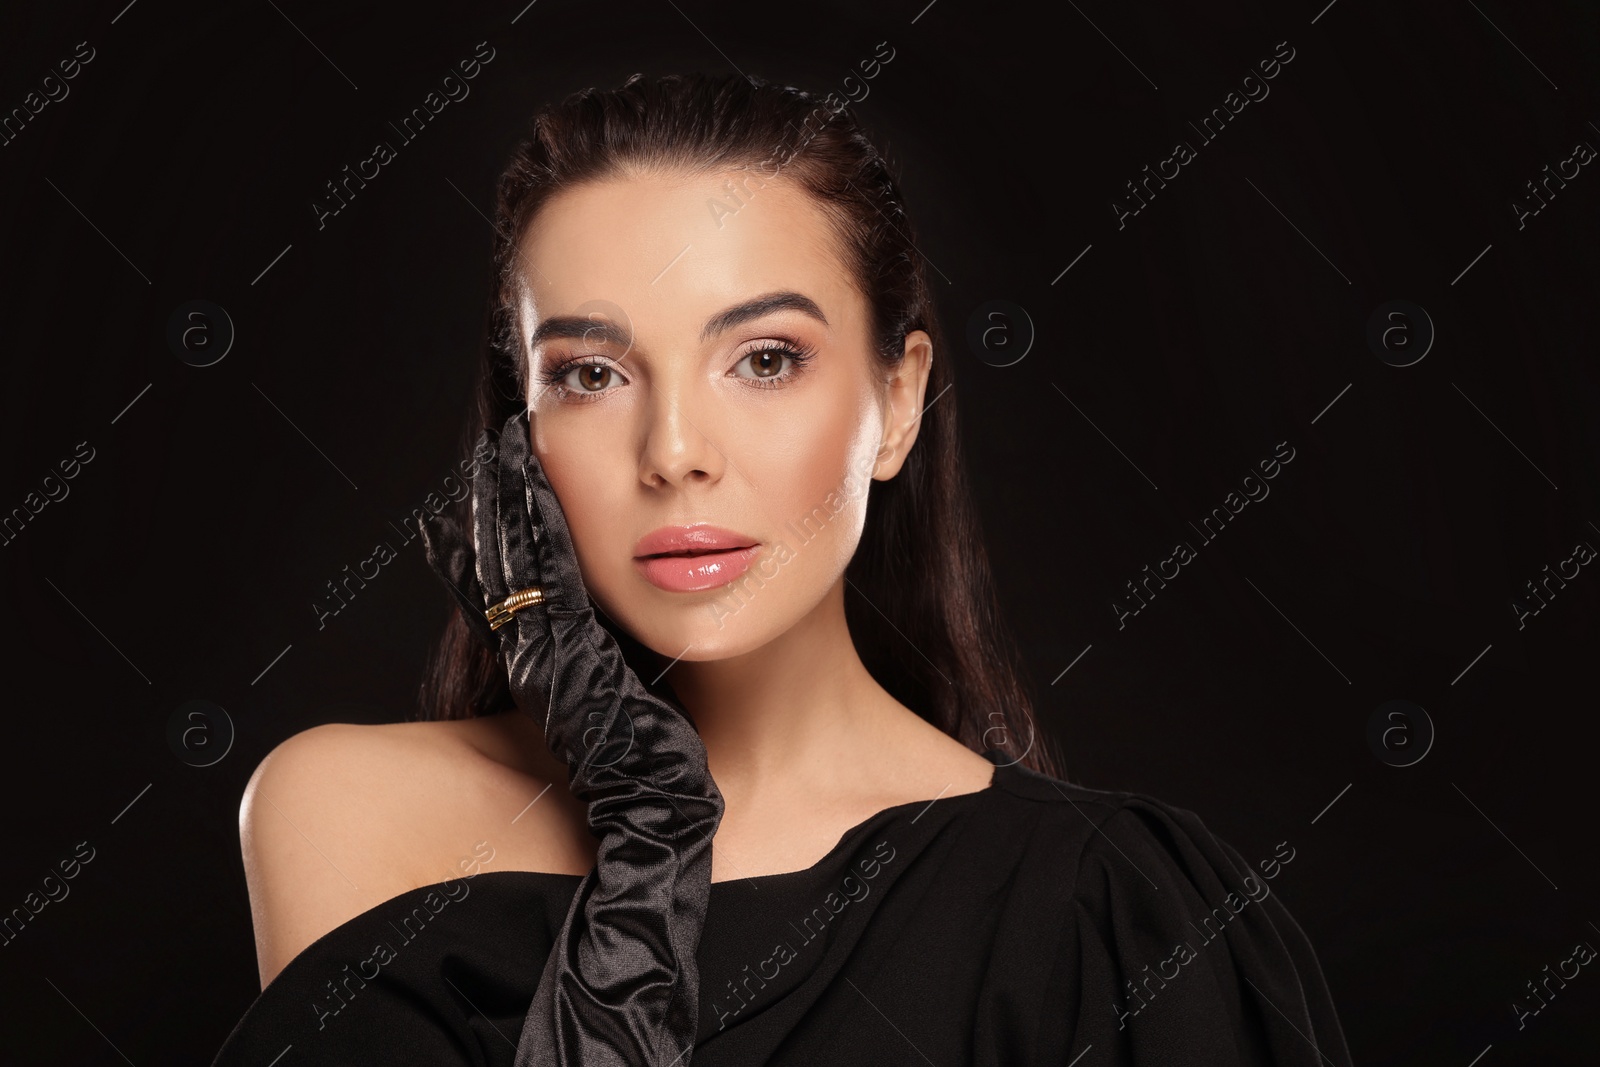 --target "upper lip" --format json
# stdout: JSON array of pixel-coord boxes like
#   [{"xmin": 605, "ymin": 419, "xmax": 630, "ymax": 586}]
[{"xmin": 633, "ymin": 524, "xmax": 758, "ymax": 558}]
